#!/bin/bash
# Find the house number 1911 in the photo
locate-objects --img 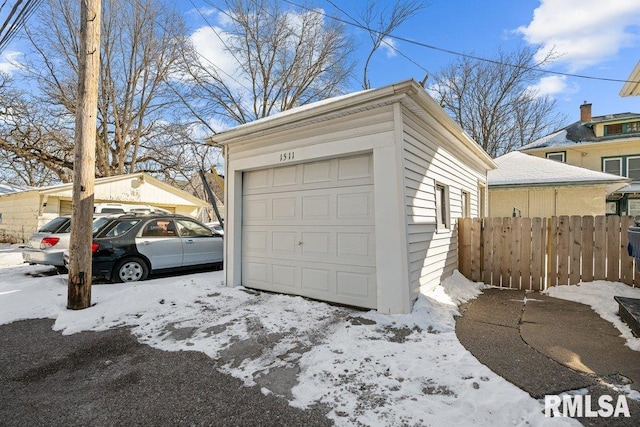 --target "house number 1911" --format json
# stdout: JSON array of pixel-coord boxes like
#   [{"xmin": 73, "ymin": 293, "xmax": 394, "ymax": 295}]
[{"xmin": 279, "ymin": 152, "xmax": 295, "ymax": 162}]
